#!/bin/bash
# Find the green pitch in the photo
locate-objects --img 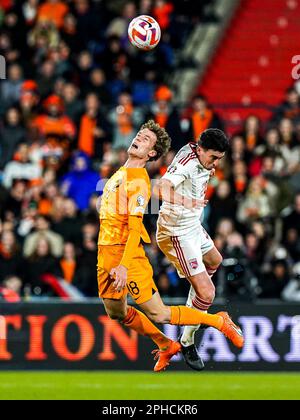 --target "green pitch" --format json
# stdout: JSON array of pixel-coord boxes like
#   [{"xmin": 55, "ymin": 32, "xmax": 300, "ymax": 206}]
[{"xmin": 0, "ymin": 371, "xmax": 299, "ymax": 400}]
